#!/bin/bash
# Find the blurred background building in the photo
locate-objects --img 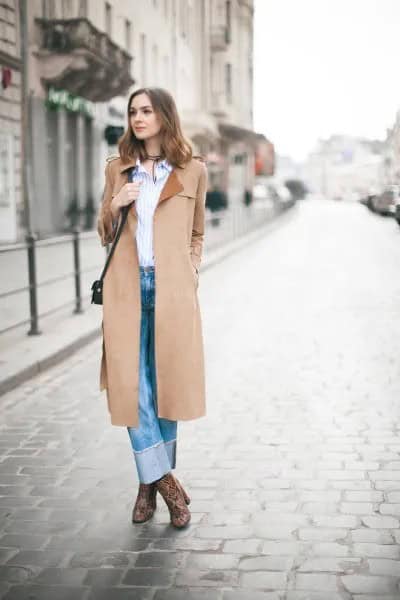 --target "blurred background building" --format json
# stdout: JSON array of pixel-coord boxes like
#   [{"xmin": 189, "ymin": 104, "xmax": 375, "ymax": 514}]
[
  {"xmin": 303, "ymin": 135, "xmax": 386, "ymax": 201},
  {"xmin": 383, "ymin": 108, "xmax": 400, "ymax": 187},
  {"xmin": 0, "ymin": 0, "xmax": 276, "ymax": 243}
]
